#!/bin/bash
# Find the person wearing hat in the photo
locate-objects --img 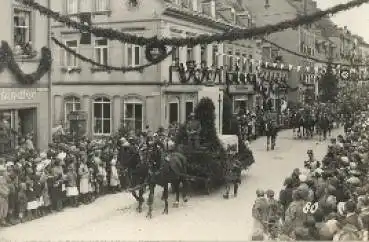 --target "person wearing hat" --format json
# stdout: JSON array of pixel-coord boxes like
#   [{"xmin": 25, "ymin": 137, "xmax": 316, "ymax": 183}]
[
  {"xmin": 266, "ymin": 189, "xmax": 281, "ymax": 239},
  {"xmin": 279, "ymin": 177, "xmax": 294, "ymax": 222},
  {"xmin": 0, "ymin": 165, "xmax": 9, "ymax": 226},
  {"xmin": 251, "ymin": 189, "xmax": 268, "ymax": 240},
  {"xmin": 283, "ymin": 189, "xmax": 308, "ymax": 237},
  {"xmin": 78, "ymin": 156, "xmax": 90, "ymax": 204},
  {"xmin": 50, "ymin": 159, "xmax": 64, "ymax": 211},
  {"xmin": 186, "ymin": 112, "xmax": 201, "ymax": 149},
  {"xmin": 66, "ymin": 165, "xmax": 79, "ymax": 207},
  {"xmin": 109, "ymin": 152, "xmax": 120, "ymax": 193}
]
